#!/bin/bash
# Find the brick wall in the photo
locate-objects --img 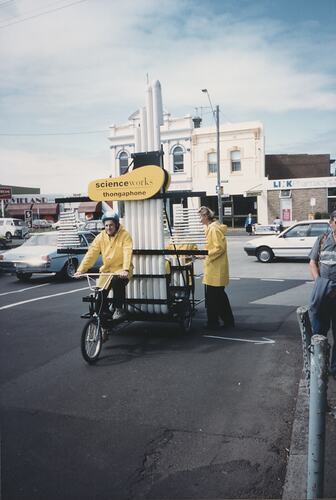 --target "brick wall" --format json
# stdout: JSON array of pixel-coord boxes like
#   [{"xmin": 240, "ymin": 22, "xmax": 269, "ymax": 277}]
[{"xmin": 267, "ymin": 188, "xmax": 327, "ymax": 222}]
